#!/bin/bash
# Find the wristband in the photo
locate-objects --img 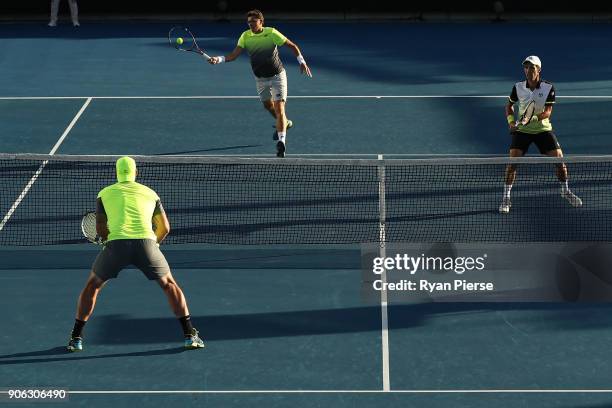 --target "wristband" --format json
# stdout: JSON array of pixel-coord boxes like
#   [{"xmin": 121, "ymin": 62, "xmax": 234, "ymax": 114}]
[
  {"xmin": 216, "ymin": 56, "xmax": 225, "ymax": 63},
  {"xmin": 506, "ymin": 114, "xmax": 514, "ymax": 125},
  {"xmin": 297, "ymin": 55, "xmax": 306, "ymax": 65}
]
